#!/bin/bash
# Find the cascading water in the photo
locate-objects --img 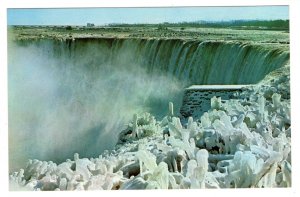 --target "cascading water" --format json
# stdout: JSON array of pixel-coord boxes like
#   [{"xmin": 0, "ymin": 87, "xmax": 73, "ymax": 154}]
[
  {"xmin": 67, "ymin": 38, "xmax": 289, "ymax": 84},
  {"xmin": 16, "ymin": 38, "xmax": 289, "ymax": 84},
  {"xmin": 8, "ymin": 37, "xmax": 289, "ymax": 172}
]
